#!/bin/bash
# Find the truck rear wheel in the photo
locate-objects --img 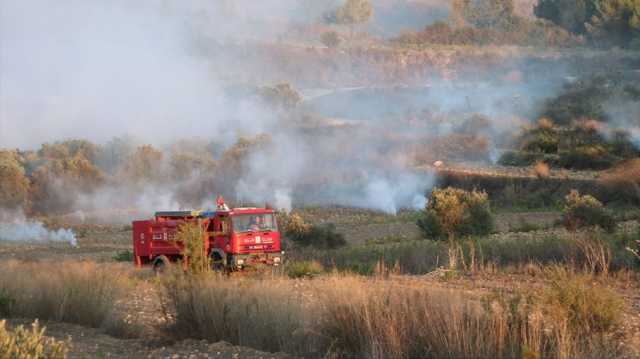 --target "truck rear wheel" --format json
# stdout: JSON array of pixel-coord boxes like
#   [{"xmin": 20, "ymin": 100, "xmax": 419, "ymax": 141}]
[{"xmin": 152, "ymin": 255, "xmax": 171, "ymax": 275}]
